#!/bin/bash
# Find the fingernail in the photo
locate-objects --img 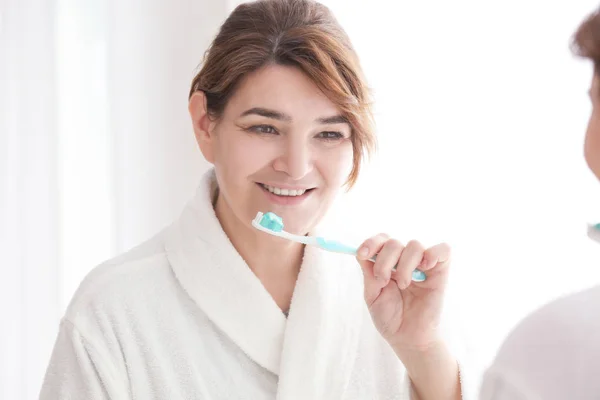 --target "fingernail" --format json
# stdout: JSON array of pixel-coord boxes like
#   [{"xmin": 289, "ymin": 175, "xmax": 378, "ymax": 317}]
[{"xmin": 359, "ymin": 247, "xmax": 369, "ymax": 258}]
